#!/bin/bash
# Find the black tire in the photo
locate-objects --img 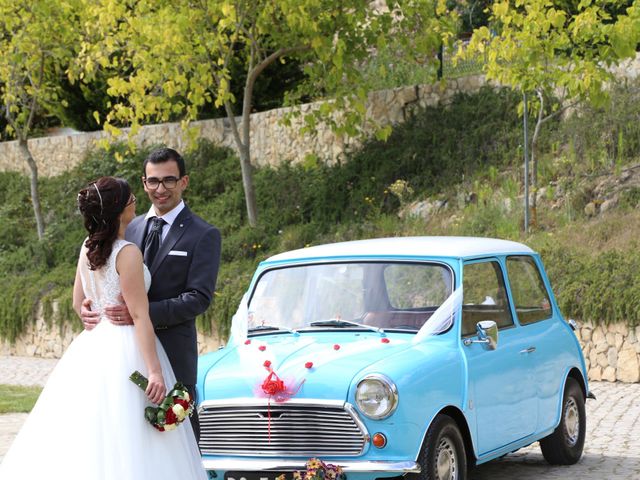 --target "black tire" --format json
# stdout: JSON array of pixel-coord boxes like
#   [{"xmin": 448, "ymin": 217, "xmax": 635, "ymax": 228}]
[
  {"xmin": 410, "ymin": 414, "xmax": 467, "ymax": 480},
  {"xmin": 540, "ymin": 377, "xmax": 586, "ymax": 465}
]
